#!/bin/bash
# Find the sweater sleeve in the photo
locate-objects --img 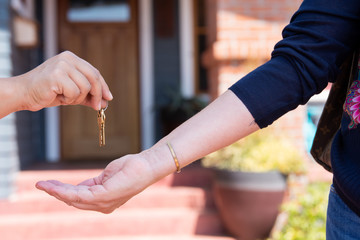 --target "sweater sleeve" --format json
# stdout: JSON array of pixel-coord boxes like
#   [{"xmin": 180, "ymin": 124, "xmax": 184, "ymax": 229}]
[{"xmin": 229, "ymin": 0, "xmax": 360, "ymax": 128}]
